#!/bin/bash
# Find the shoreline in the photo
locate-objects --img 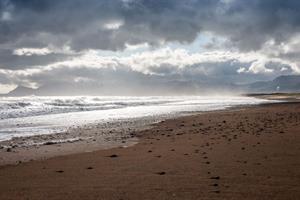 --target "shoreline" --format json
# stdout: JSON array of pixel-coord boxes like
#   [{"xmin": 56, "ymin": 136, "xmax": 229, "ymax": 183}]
[
  {"xmin": 0, "ymin": 96, "xmax": 270, "ymax": 145},
  {"xmin": 0, "ymin": 102, "xmax": 300, "ymax": 199},
  {"xmin": 0, "ymin": 98, "xmax": 274, "ymax": 166},
  {"xmin": 0, "ymin": 100, "xmax": 292, "ymax": 166}
]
